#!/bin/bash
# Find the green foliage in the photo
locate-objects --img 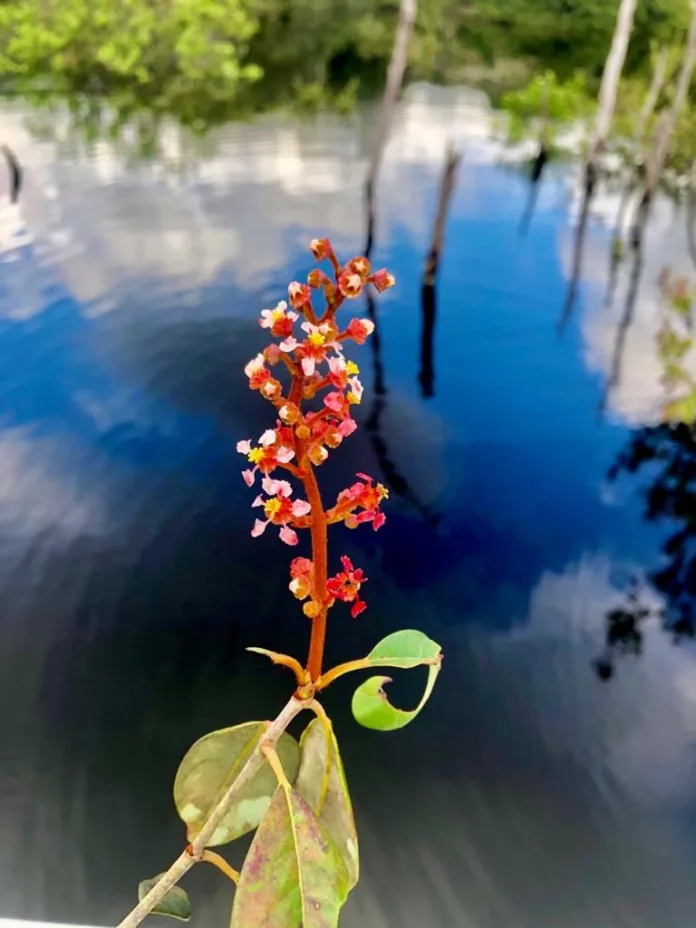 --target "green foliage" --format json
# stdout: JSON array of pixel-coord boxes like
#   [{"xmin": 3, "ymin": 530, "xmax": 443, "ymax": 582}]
[
  {"xmin": 500, "ymin": 70, "xmax": 595, "ymax": 143},
  {"xmin": 349, "ymin": 629, "xmax": 442, "ymax": 731},
  {"xmin": 0, "ymin": 0, "xmax": 262, "ymax": 110},
  {"xmin": 656, "ymin": 269, "xmax": 696, "ymax": 424},
  {"xmin": 173, "ymin": 722, "xmax": 300, "ymax": 845},
  {"xmin": 136, "ymin": 627, "xmax": 442, "ymax": 925},
  {"xmin": 231, "ymin": 784, "xmax": 350, "ymax": 927},
  {"xmin": 138, "ymin": 877, "xmax": 192, "ymax": 921},
  {"xmin": 0, "ymin": 0, "xmax": 693, "ymax": 131}
]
